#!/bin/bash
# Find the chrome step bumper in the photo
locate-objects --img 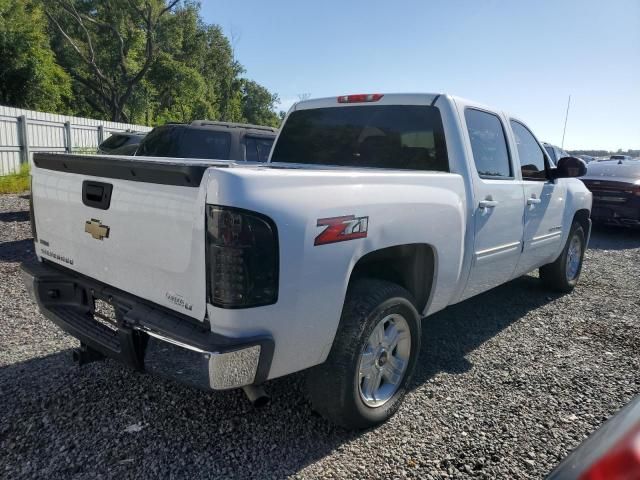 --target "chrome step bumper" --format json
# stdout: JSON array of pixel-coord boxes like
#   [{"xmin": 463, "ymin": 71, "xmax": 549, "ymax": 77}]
[{"xmin": 21, "ymin": 260, "xmax": 274, "ymax": 390}]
